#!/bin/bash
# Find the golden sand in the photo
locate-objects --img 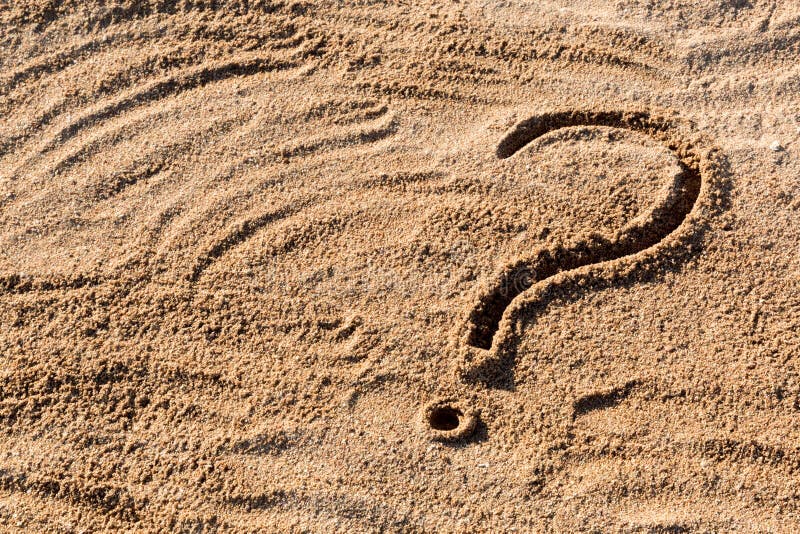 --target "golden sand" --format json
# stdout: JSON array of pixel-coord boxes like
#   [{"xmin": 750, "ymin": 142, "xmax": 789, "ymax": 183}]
[{"xmin": 1, "ymin": 1, "xmax": 800, "ymax": 531}]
